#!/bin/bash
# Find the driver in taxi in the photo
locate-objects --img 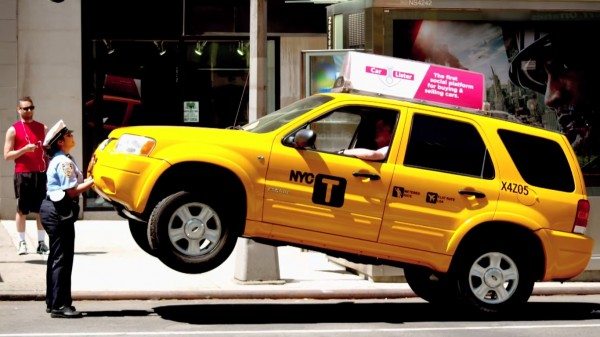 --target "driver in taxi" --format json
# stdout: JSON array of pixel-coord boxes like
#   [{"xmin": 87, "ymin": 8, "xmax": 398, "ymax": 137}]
[{"xmin": 341, "ymin": 119, "xmax": 392, "ymax": 160}]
